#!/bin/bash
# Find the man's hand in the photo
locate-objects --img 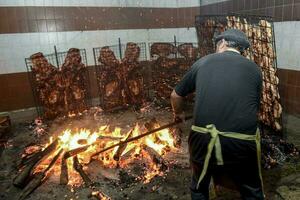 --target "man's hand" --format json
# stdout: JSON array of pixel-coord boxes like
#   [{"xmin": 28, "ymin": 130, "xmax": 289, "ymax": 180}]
[{"xmin": 173, "ymin": 111, "xmax": 186, "ymax": 123}]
